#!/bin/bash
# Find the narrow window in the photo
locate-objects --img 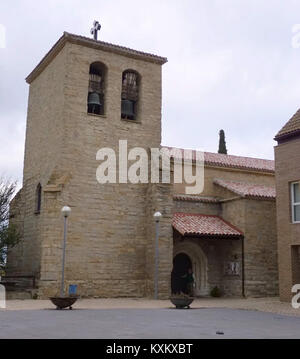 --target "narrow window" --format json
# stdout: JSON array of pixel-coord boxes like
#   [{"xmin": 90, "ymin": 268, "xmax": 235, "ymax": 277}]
[
  {"xmin": 87, "ymin": 62, "xmax": 106, "ymax": 115},
  {"xmin": 291, "ymin": 181, "xmax": 300, "ymax": 223},
  {"xmin": 35, "ymin": 183, "xmax": 42, "ymax": 214},
  {"xmin": 121, "ymin": 70, "xmax": 139, "ymax": 121}
]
